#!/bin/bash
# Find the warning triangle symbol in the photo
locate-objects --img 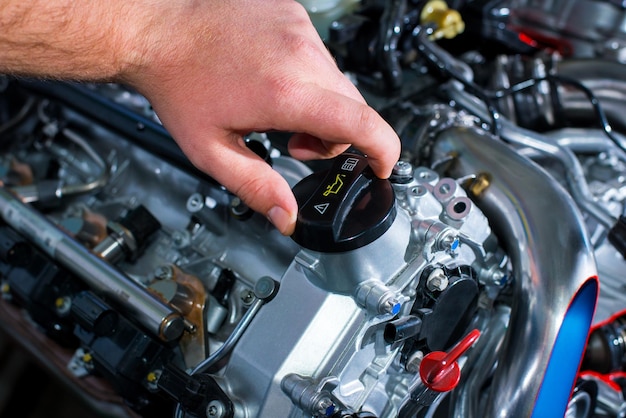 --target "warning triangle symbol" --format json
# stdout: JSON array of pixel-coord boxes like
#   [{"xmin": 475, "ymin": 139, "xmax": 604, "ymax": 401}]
[{"xmin": 314, "ymin": 203, "xmax": 330, "ymax": 214}]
